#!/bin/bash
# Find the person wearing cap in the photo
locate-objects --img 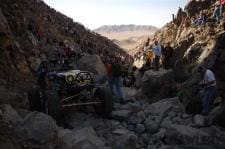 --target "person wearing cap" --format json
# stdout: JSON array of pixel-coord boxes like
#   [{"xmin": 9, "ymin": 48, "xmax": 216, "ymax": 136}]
[{"xmin": 198, "ymin": 66, "xmax": 217, "ymax": 115}]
